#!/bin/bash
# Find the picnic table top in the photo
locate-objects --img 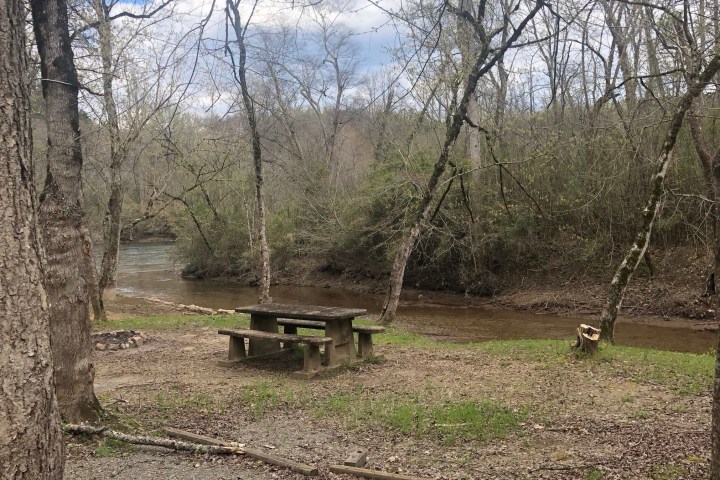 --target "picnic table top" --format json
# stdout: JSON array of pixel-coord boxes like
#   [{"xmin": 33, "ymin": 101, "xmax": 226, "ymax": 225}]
[{"xmin": 235, "ymin": 303, "xmax": 367, "ymax": 321}]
